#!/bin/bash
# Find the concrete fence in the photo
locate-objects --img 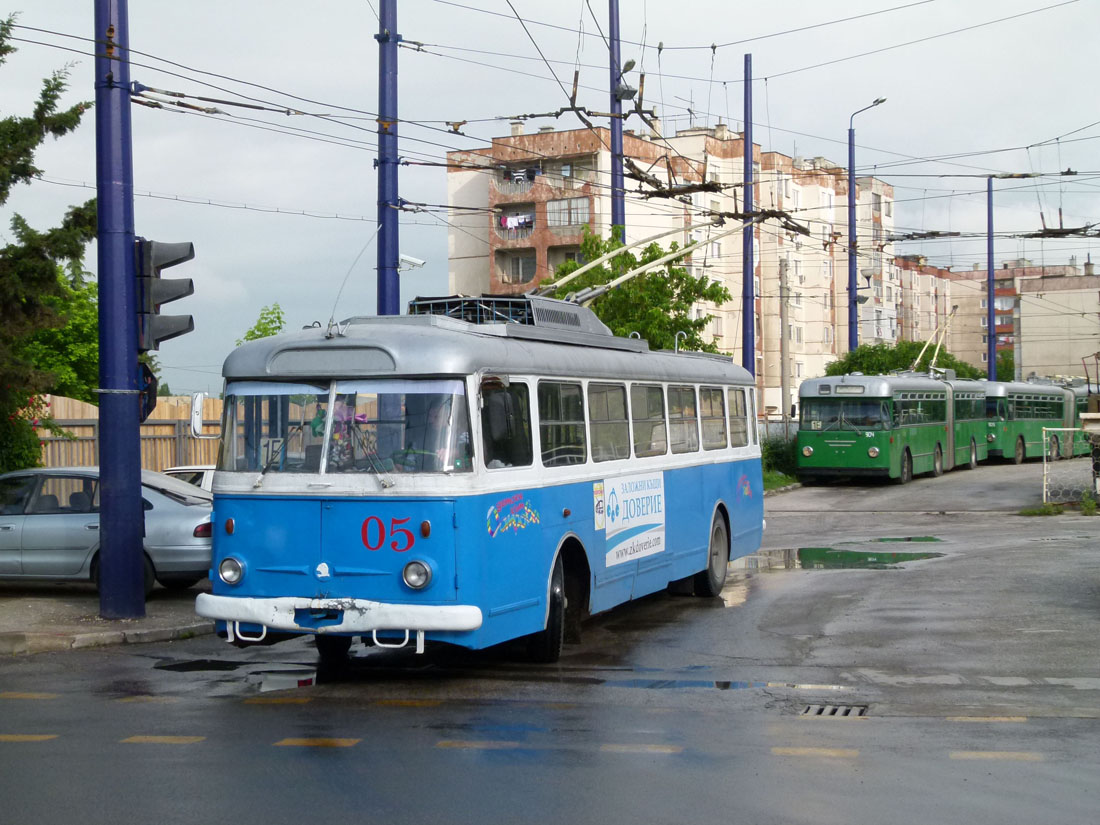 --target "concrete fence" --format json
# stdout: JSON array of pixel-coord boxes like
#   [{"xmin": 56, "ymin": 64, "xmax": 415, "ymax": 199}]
[{"xmin": 39, "ymin": 395, "xmax": 222, "ymax": 472}]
